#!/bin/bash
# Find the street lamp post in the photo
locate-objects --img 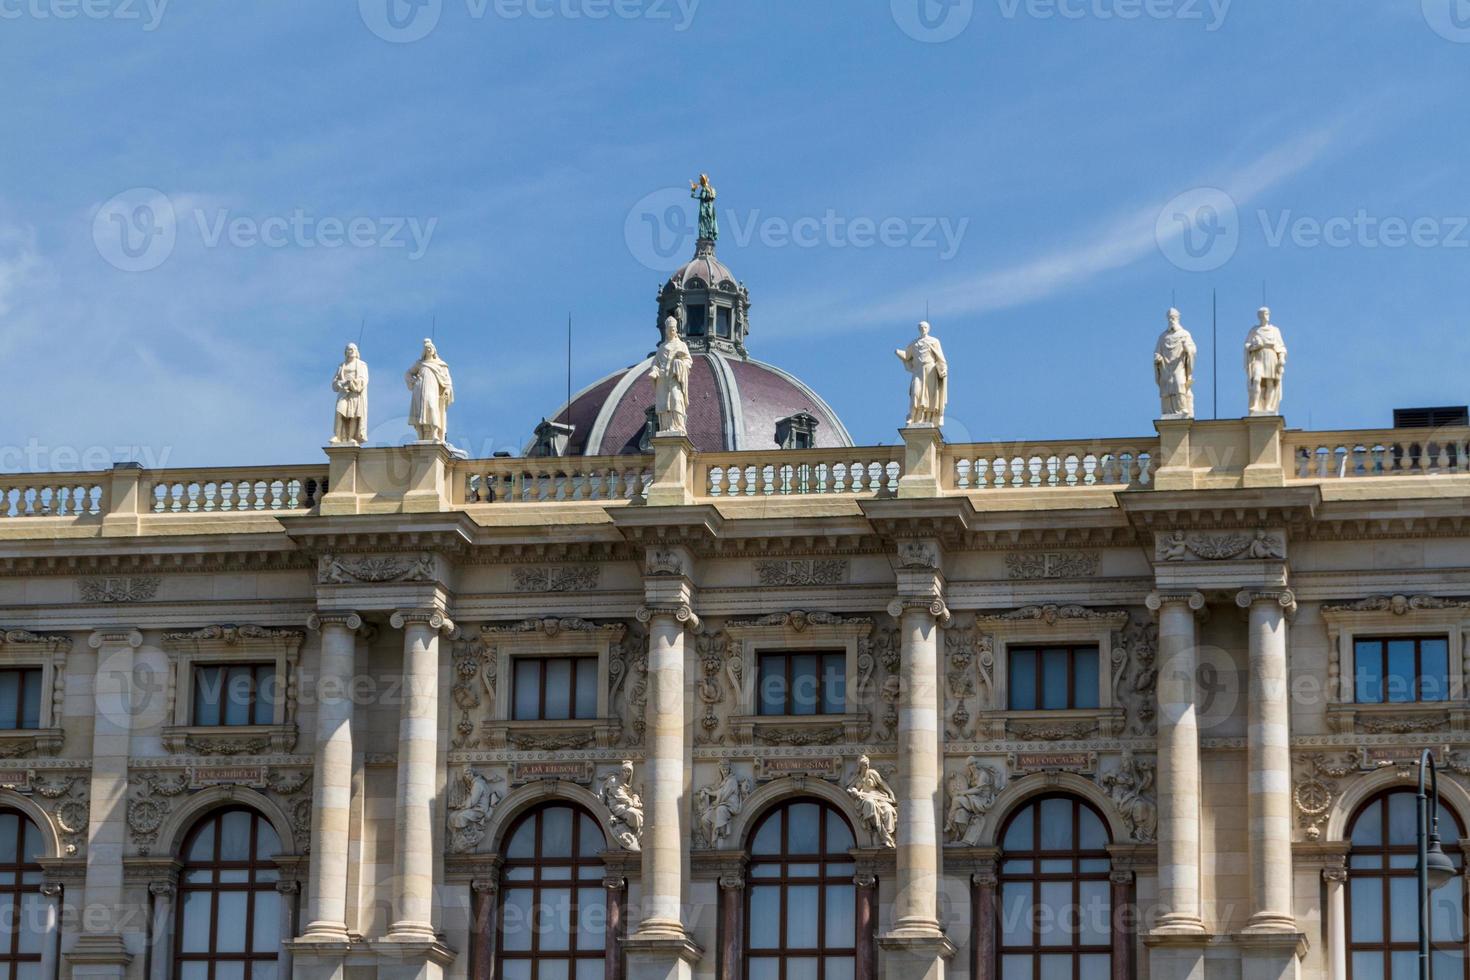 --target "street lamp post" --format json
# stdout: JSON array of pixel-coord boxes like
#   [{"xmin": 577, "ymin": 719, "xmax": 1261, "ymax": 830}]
[{"xmin": 1418, "ymin": 749, "xmax": 1458, "ymax": 980}]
